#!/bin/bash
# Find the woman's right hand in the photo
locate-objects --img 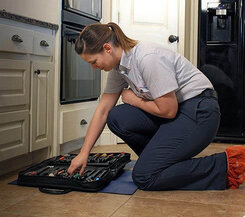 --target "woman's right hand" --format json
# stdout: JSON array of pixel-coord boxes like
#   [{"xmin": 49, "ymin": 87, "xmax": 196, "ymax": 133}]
[
  {"xmin": 66, "ymin": 93, "xmax": 121, "ymax": 176},
  {"xmin": 67, "ymin": 151, "xmax": 89, "ymax": 176}
]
